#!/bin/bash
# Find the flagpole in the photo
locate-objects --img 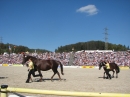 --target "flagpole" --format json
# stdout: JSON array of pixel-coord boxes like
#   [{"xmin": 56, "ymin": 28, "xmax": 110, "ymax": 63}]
[{"xmin": 9, "ymin": 44, "xmax": 11, "ymax": 58}]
